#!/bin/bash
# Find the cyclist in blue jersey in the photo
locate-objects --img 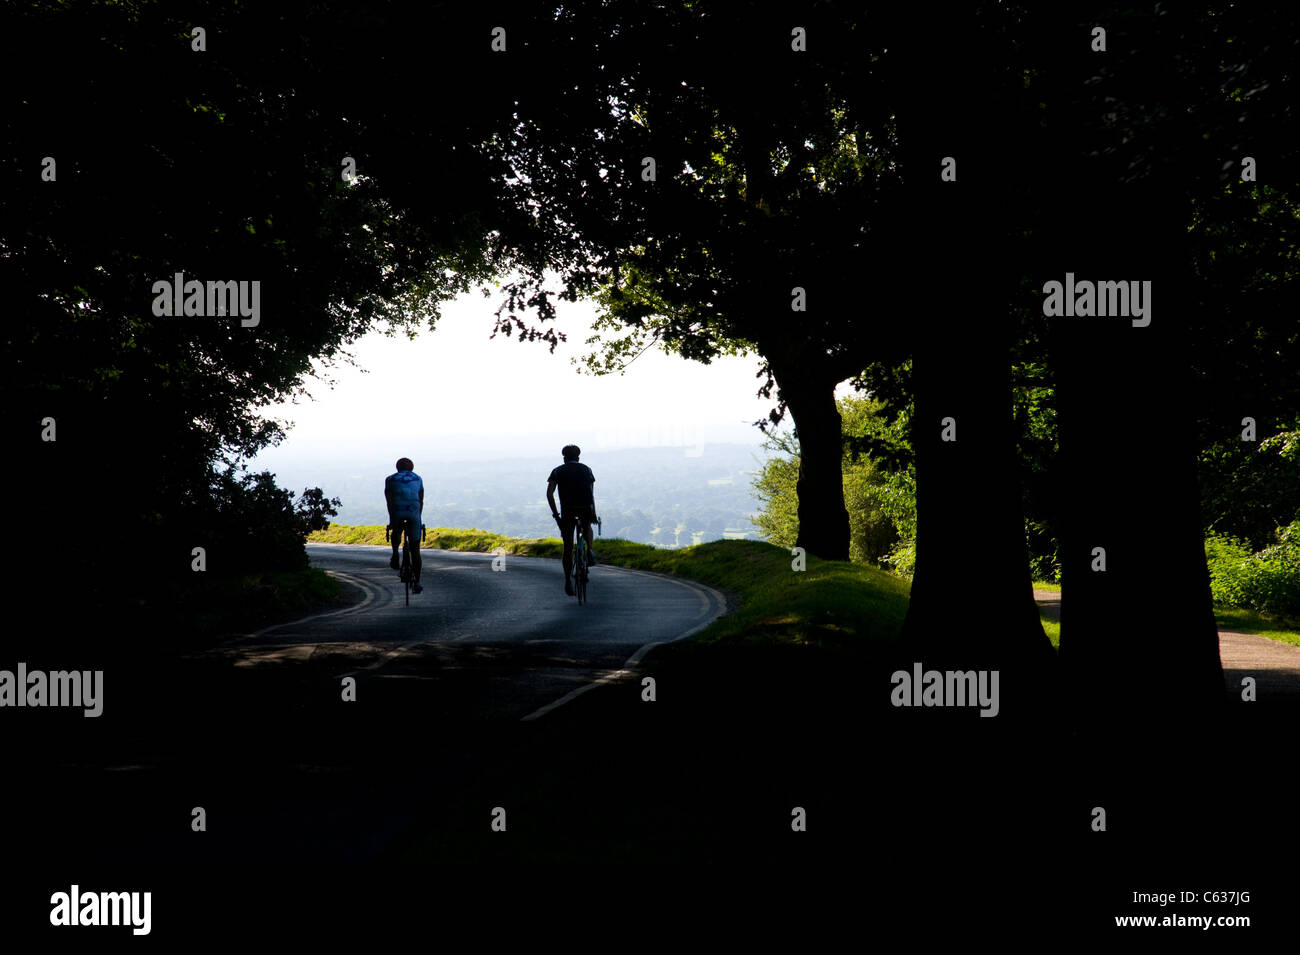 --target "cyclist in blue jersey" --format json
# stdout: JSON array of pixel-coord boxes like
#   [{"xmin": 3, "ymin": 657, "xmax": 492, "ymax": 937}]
[
  {"xmin": 384, "ymin": 457, "xmax": 424, "ymax": 594},
  {"xmin": 546, "ymin": 444, "xmax": 598, "ymax": 596}
]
